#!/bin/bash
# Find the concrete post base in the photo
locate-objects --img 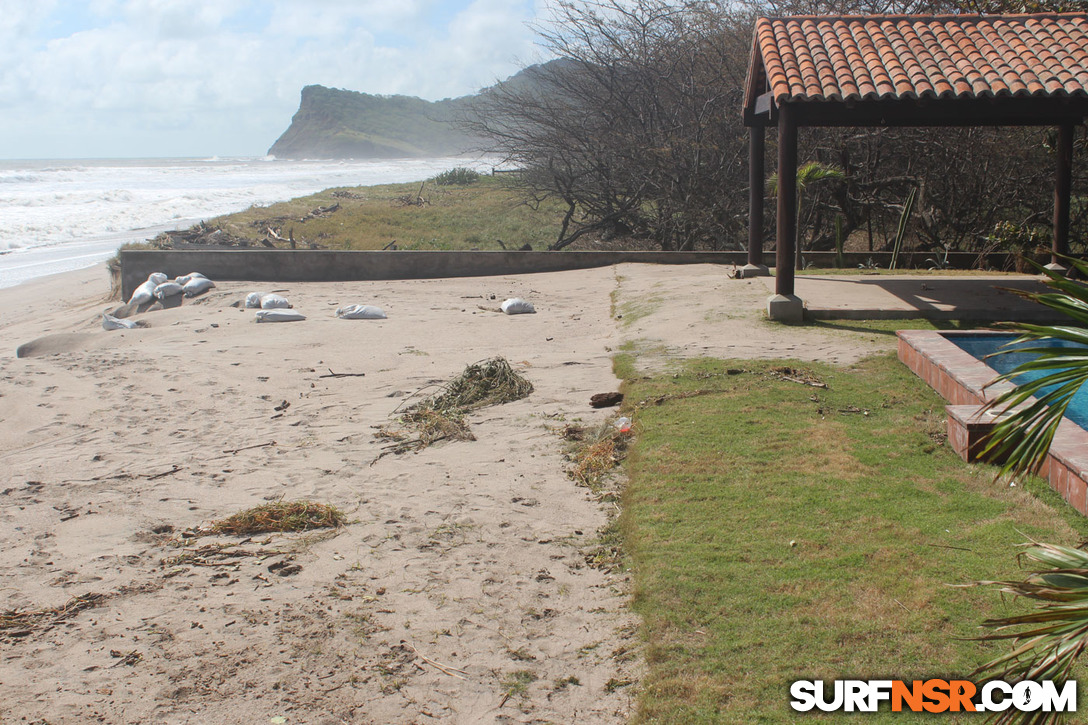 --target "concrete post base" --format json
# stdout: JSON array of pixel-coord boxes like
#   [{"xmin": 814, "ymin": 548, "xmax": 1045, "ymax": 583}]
[
  {"xmin": 767, "ymin": 294, "xmax": 804, "ymax": 323},
  {"xmin": 740, "ymin": 264, "xmax": 770, "ymax": 277},
  {"xmin": 1044, "ymin": 262, "xmax": 1068, "ymax": 275}
]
